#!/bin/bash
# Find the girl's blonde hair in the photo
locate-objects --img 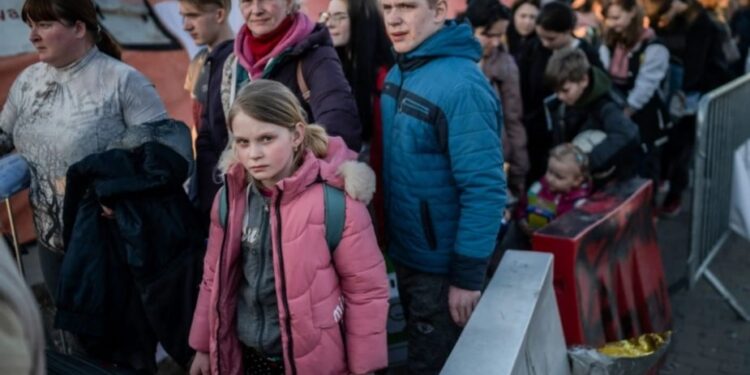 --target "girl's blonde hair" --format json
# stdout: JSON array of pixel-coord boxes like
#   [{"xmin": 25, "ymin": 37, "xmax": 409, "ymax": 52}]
[{"xmin": 218, "ymin": 79, "xmax": 328, "ymax": 175}]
